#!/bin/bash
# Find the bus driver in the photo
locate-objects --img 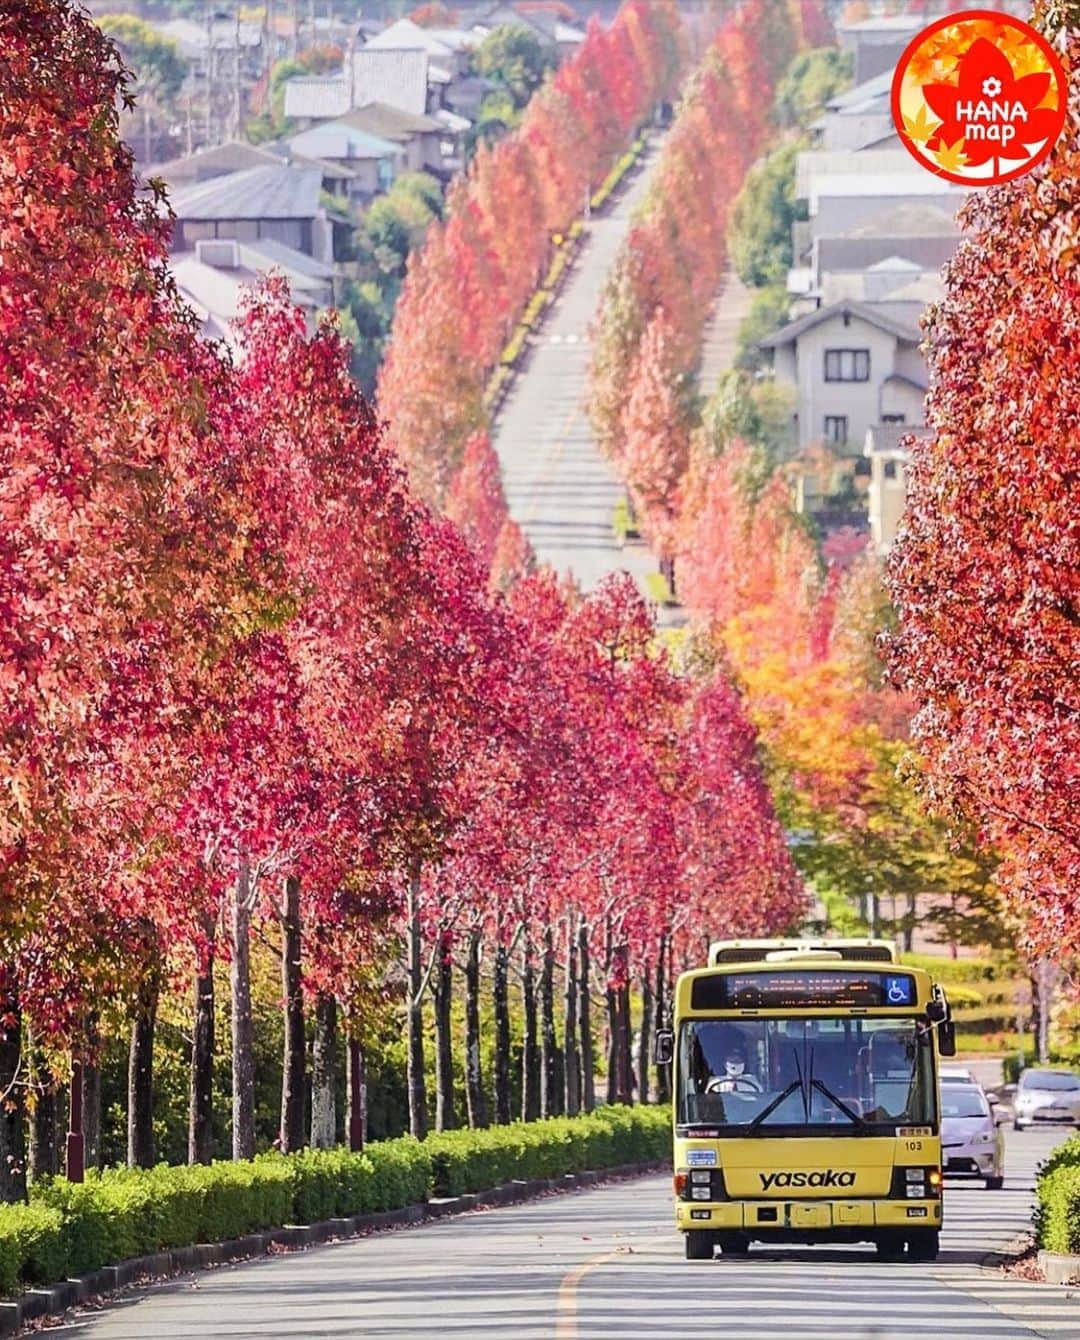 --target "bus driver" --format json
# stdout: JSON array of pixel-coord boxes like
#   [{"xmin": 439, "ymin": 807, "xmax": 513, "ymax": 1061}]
[{"xmin": 706, "ymin": 1040, "xmax": 762, "ymax": 1095}]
